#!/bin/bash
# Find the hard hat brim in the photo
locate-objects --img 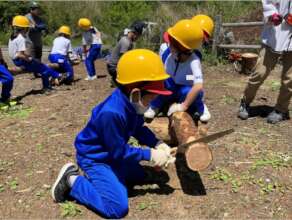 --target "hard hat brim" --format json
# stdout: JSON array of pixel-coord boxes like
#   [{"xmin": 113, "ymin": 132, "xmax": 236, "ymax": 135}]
[{"xmin": 141, "ymin": 81, "xmax": 172, "ymax": 96}]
